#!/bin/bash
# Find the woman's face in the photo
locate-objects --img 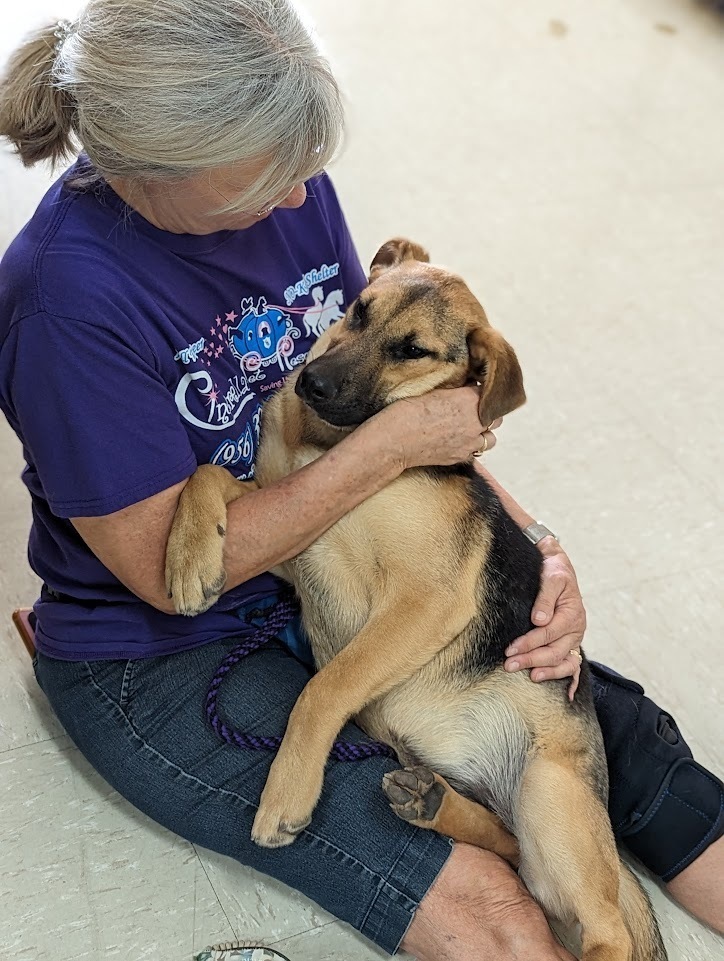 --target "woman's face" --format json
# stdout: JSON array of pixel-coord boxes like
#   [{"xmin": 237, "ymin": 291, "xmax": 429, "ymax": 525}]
[
  {"xmin": 113, "ymin": 157, "xmax": 311, "ymax": 235},
  {"xmin": 203, "ymin": 161, "xmax": 310, "ymax": 230}
]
